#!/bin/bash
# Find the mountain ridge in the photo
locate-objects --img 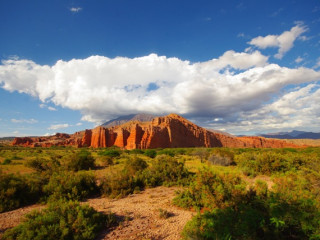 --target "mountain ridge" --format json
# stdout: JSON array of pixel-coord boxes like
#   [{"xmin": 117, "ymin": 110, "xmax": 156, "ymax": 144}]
[
  {"xmin": 259, "ymin": 130, "xmax": 320, "ymax": 139},
  {"xmin": 101, "ymin": 113, "xmax": 160, "ymax": 128},
  {"xmin": 12, "ymin": 113, "xmax": 300, "ymax": 149}
]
